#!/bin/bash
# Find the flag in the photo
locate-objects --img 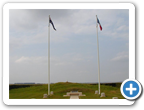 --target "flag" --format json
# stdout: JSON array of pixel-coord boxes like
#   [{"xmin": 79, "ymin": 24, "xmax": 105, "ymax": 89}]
[
  {"xmin": 49, "ymin": 17, "xmax": 56, "ymax": 31},
  {"xmin": 97, "ymin": 17, "xmax": 102, "ymax": 31}
]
